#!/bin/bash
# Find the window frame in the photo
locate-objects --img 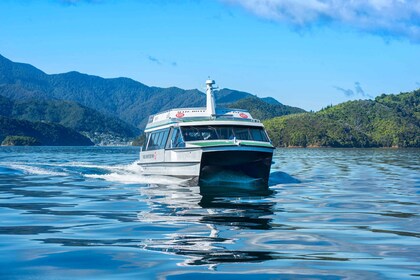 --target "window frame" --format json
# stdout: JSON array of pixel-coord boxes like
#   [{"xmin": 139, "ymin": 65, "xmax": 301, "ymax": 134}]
[
  {"xmin": 180, "ymin": 125, "xmax": 269, "ymax": 142},
  {"xmin": 145, "ymin": 128, "xmax": 171, "ymax": 151}
]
